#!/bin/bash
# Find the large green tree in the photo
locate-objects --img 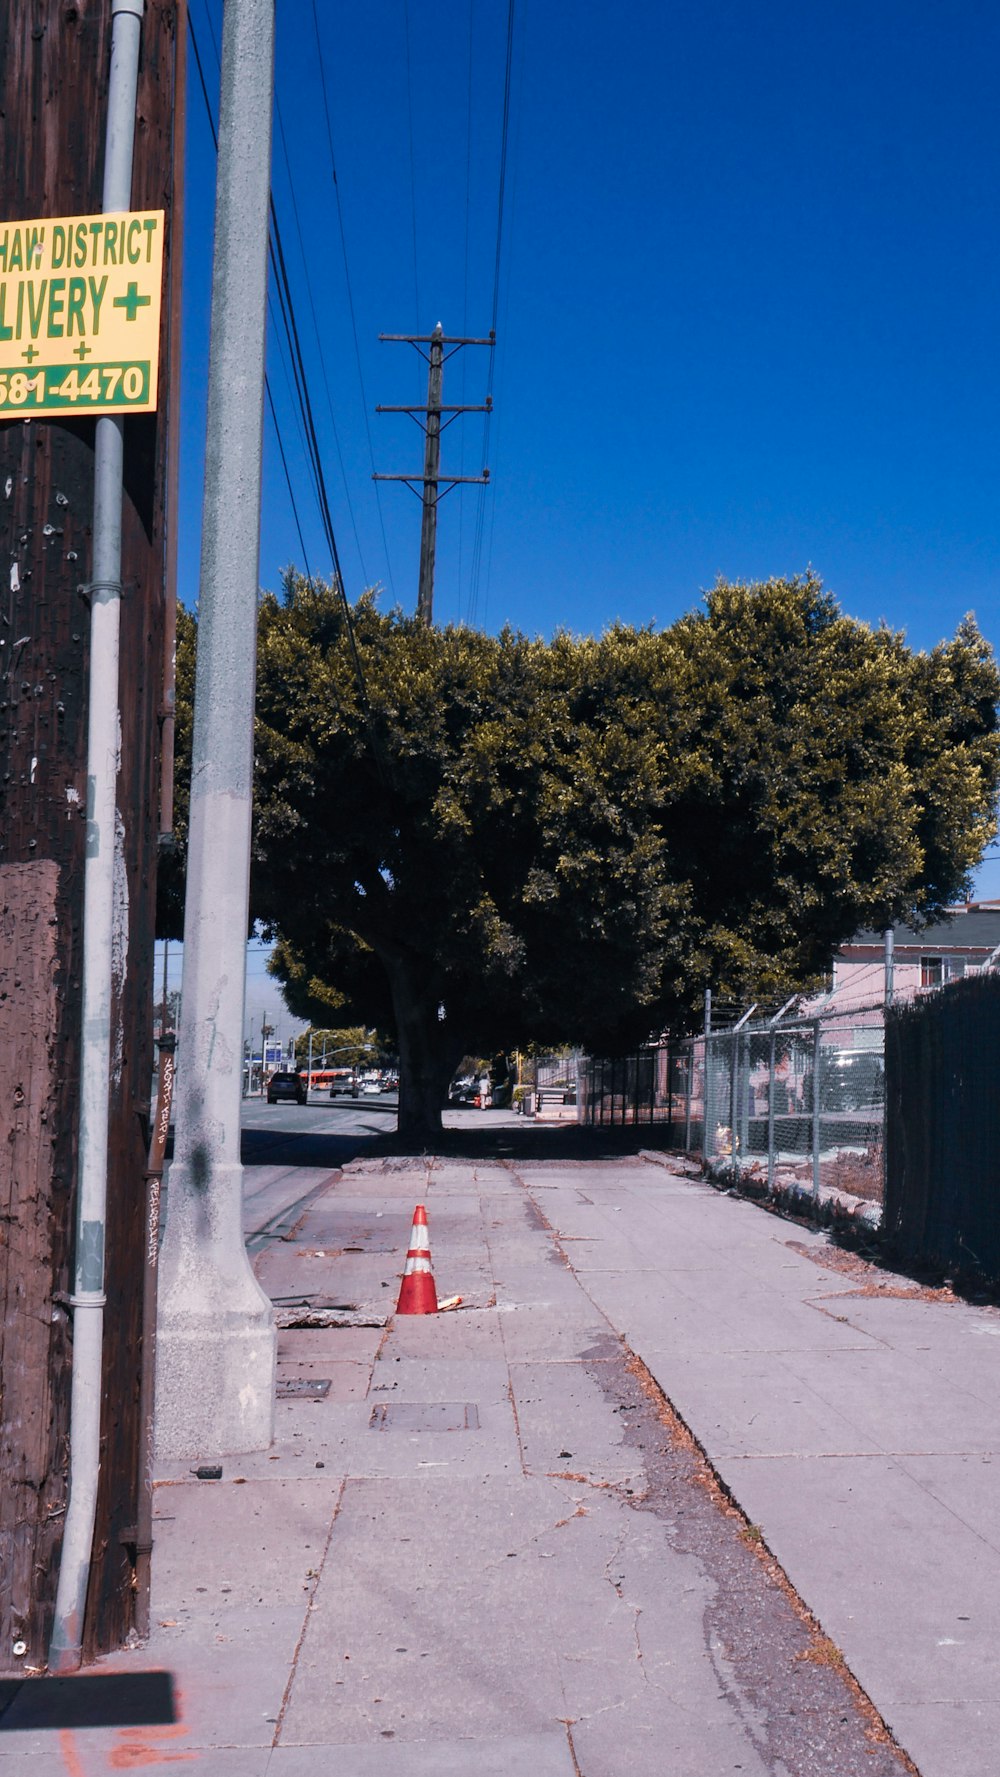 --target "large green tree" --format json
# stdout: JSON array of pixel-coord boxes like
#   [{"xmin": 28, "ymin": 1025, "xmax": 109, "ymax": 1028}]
[
  {"xmin": 246, "ymin": 573, "xmax": 1000, "ymax": 1137},
  {"xmin": 155, "ymin": 601, "xmax": 196, "ymax": 943}
]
